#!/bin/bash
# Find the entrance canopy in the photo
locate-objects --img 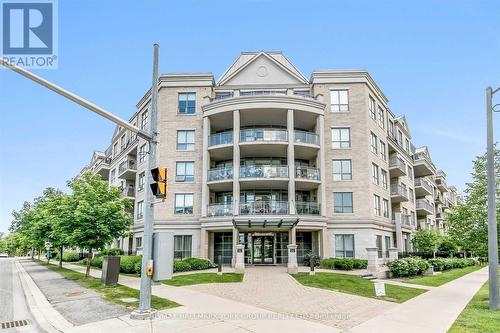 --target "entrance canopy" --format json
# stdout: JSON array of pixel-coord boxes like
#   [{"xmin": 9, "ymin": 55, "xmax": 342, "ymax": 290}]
[{"xmin": 232, "ymin": 217, "xmax": 299, "ymax": 230}]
